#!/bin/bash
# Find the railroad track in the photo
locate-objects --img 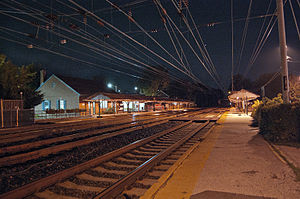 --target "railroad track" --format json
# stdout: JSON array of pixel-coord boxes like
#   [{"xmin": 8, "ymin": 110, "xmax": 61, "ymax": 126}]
[
  {"xmin": 0, "ymin": 108, "xmax": 224, "ymax": 198},
  {"xmin": 0, "ymin": 109, "xmax": 209, "ymax": 161},
  {"xmin": 0, "ymin": 109, "xmax": 200, "ymax": 146}
]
